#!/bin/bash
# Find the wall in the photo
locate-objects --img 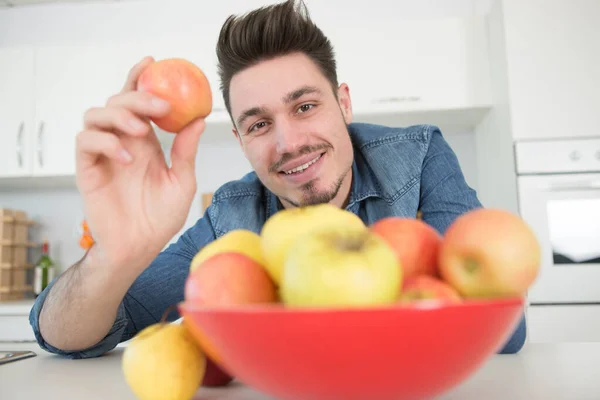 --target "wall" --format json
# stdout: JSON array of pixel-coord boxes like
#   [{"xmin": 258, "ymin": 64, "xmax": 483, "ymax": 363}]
[
  {"xmin": 474, "ymin": 0, "xmax": 519, "ymax": 215},
  {"xmin": 0, "ymin": 0, "xmax": 490, "ymax": 272}
]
